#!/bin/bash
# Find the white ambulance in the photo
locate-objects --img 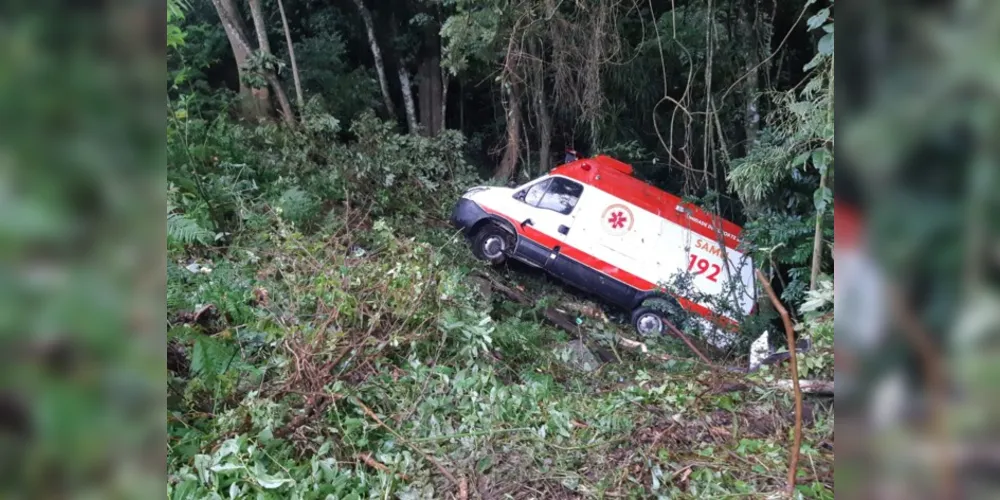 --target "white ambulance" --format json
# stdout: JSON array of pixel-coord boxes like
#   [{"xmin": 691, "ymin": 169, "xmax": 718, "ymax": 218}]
[{"xmin": 450, "ymin": 155, "xmax": 757, "ymax": 343}]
